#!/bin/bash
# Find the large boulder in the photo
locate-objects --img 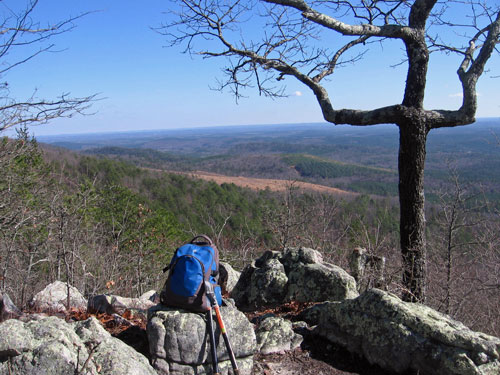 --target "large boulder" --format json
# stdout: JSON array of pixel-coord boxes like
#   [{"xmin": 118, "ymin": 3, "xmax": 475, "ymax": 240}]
[
  {"xmin": 88, "ymin": 291, "xmax": 157, "ymax": 316},
  {"xmin": 311, "ymin": 288, "xmax": 500, "ymax": 375},
  {"xmin": 0, "ymin": 315, "xmax": 156, "ymax": 375},
  {"xmin": 232, "ymin": 247, "xmax": 358, "ymax": 310},
  {"xmin": 147, "ymin": 303, "xmax": 256, "ymax": 375},
  {"xmin": 234, "ymin": 257, "xmax": 289, "ymax": 309},
  {"xmin": 29, "ymin": 280, "xmax": 87, "ymax": 313}
]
